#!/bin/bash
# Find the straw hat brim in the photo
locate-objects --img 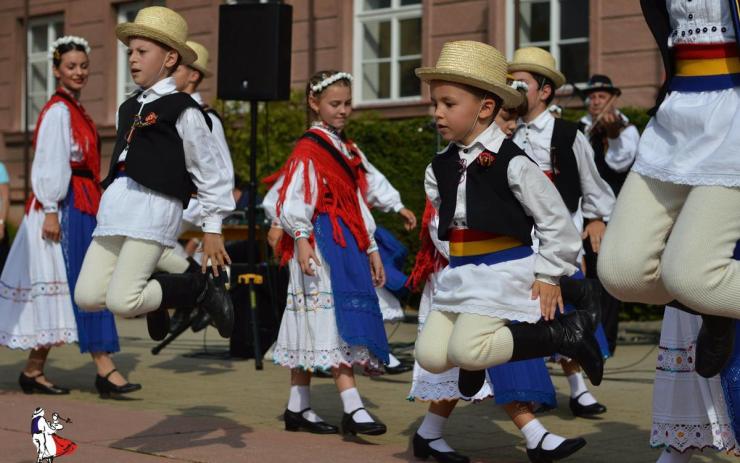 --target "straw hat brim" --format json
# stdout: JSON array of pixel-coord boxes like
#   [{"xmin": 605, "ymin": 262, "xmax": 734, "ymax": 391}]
[
  {"xmin": 416, "ymin": 68, "xmax": 523, "ymax": 108},
  {"xmin": 190, "ymin": 63, "xmax": 213, "ymax": 78},
  {"xmin": 508, "ymin": 63, "xmax": 566, "ymax": 89},
  {"xmin": 116, "ymin": 23, "xmax": 197, "ymax": 66}
]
